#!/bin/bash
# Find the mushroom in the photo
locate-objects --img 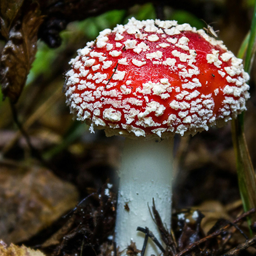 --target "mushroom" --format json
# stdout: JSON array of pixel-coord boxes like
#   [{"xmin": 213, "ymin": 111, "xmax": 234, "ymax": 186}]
[{"xmin": 64, "ymin": 18, "xmax": 250, "ymax": 255}]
